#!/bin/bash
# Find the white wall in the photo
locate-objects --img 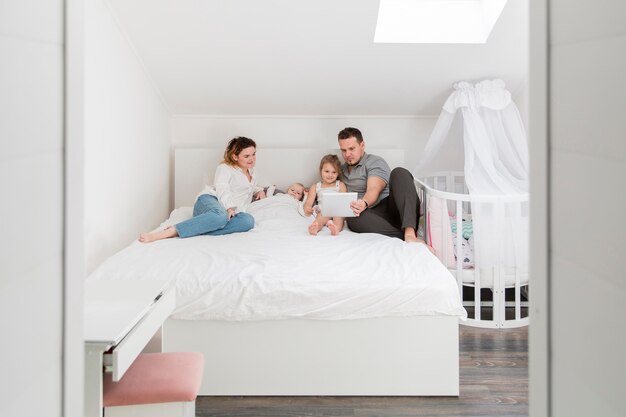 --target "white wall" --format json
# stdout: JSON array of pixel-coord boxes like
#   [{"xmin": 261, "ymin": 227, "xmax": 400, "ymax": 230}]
[
  {"xmin": 170, "ymin": 115, "xmax": 466, "ymax": 206},
  {"xmin": 85, "ymin": 0, "xmax": 171, "ymax": 273},
  {"xmin": 547, "ymin": 1, "xmax": 626, "ymax": 416},
  {"xmin": 0, "ymin": 1, "xmax": 64, "ymax": 416}
]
